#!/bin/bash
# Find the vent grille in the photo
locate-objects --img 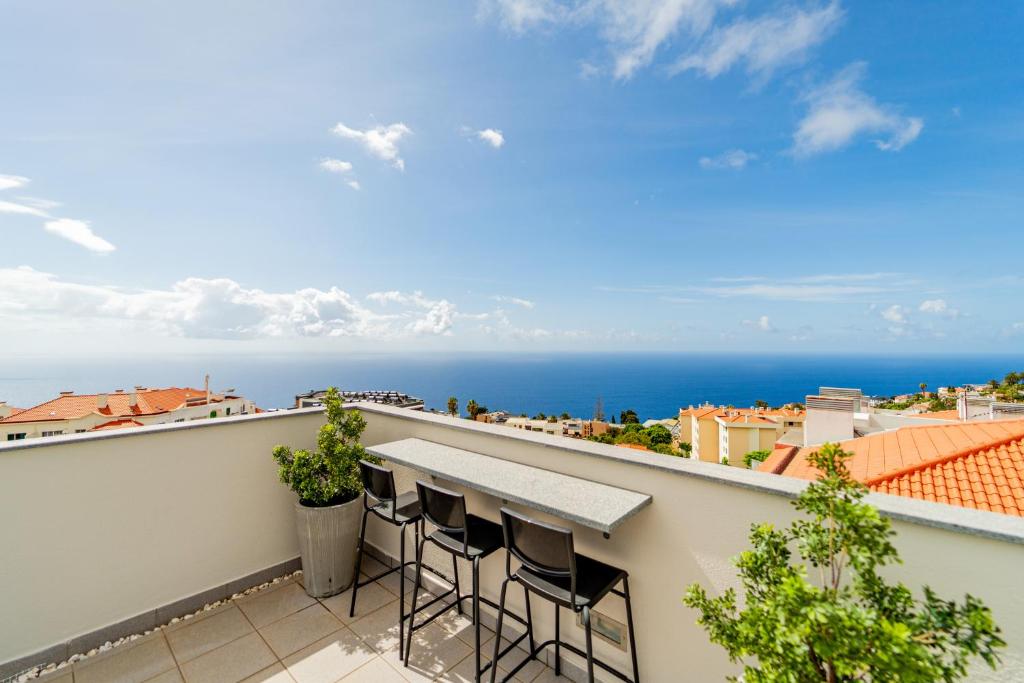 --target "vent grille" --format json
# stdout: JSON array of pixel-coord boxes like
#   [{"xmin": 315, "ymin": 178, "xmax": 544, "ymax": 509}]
[
  {"xmin": 819, "ymin": 387, "xmax": 863, "ymax": 398},
  {"xmin": 806, "ymin": 395, "xmax": 856, "ymax": 412}
]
